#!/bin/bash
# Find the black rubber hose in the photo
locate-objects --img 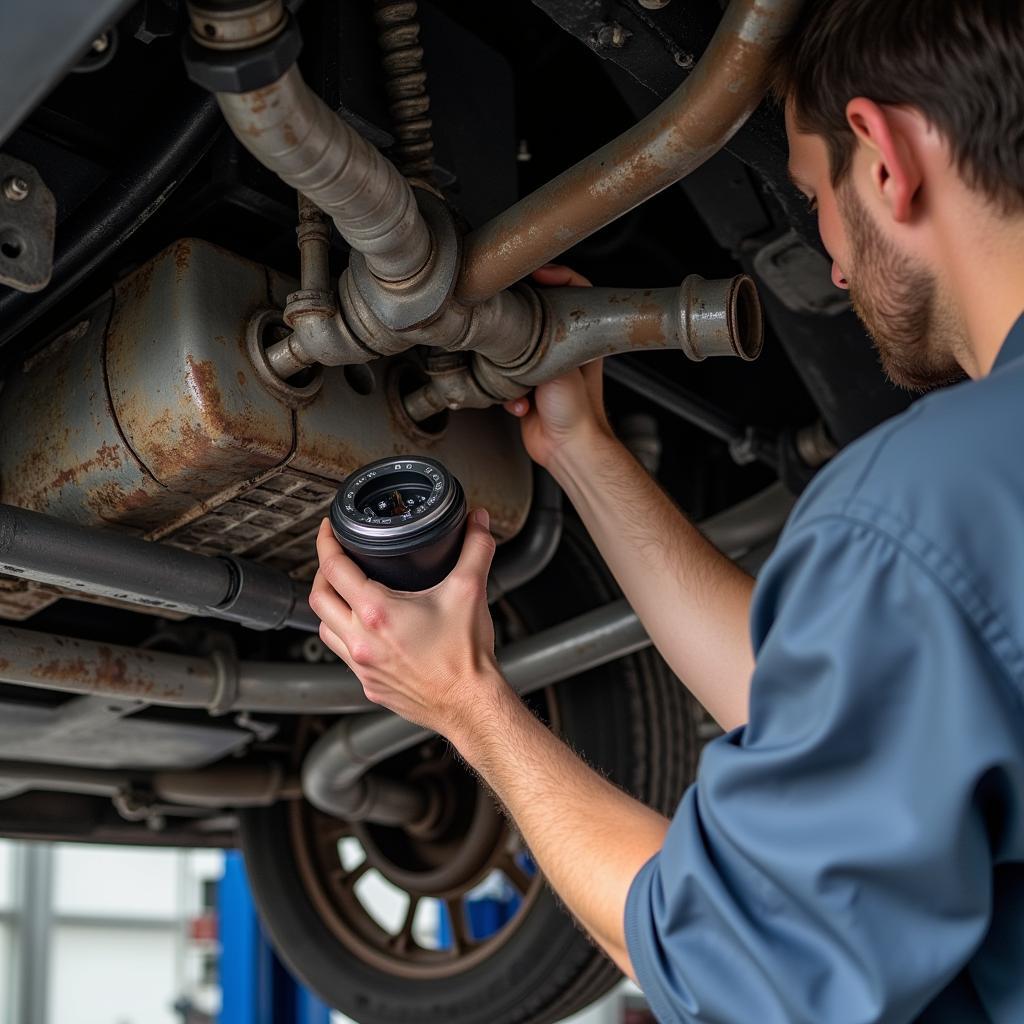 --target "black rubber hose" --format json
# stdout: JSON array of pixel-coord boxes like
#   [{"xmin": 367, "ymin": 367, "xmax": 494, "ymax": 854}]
[
  {"xmin": 0, "ymin": 87, "xmax": 223, "ymax": 352},
  {"xmin": 0, "ymin": 502, "xmax": 316, "ymax": 632},
  {"xmin": 487, "ymin": 468, "xmax": 563, "ymax": 603}
]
